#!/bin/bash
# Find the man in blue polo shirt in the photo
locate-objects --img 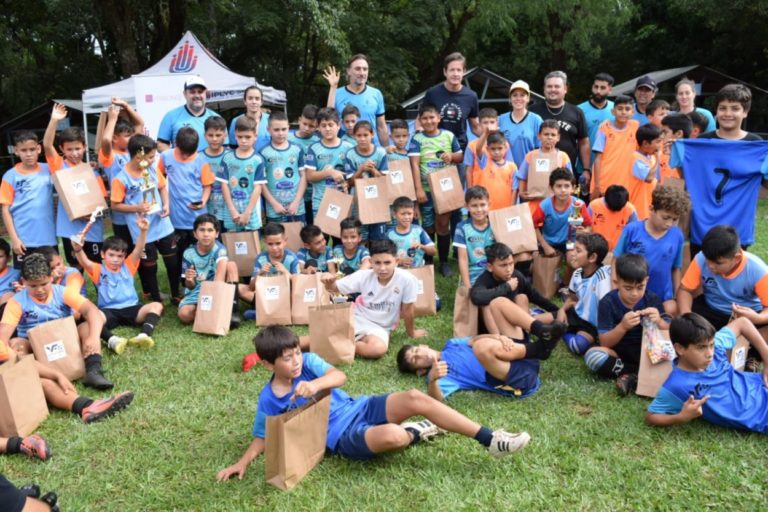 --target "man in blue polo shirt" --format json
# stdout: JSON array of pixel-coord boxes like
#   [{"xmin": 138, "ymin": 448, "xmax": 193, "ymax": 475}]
[{"xmin": 157, "ymin": 76, "xmax": 220, "ymax": 152}]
